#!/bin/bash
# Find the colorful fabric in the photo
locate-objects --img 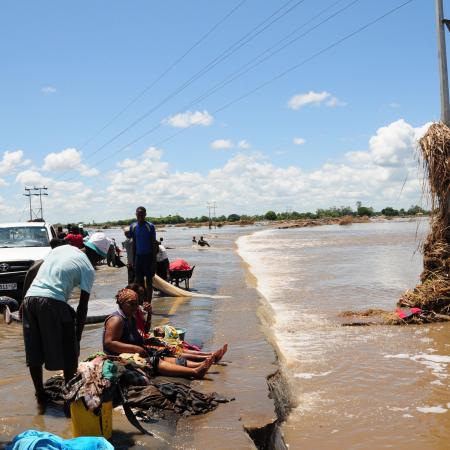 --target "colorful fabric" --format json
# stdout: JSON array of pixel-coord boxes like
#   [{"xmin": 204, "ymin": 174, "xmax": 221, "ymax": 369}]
[
  {"xmin": 116, "ymin": 288, "xmax": 138, "ymax": 305},
  {"xmin": 169, "ymin": 259, "xmax": 191, "ymax": 271},
  {"xmin": 102, "ymin": 359, "xmax": 120, "ymax": 381},
  {"xmin": 26, "ymin": 245, "xmax": 95, "ymax": 302},
  {"xmin": 84, "ymin": 232, "xmax": 112, "ymax": 258},
  {"xmin": 5, "ymin": 430, "xmax": 113, "ymax": 450}
]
